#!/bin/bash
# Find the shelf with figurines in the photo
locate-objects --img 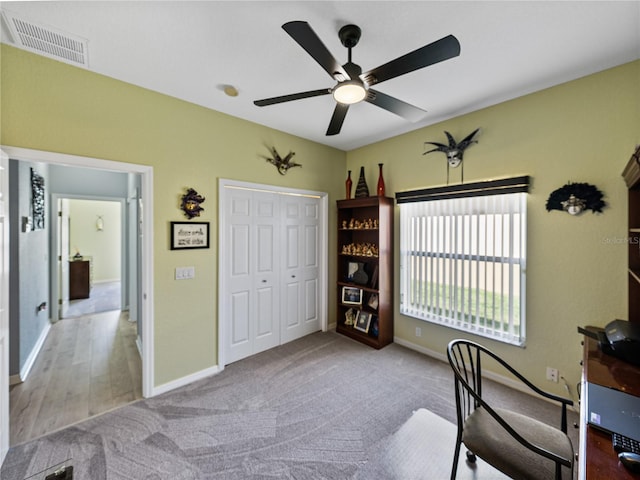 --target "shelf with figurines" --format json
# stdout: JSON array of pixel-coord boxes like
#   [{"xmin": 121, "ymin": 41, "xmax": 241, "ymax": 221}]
[
  {"xmin": 340, "ymin": 218, "xmax": 379, "ymax": 230},
  {"xmin": 339, "ymin": 242, "xmax": 379, "ymax": 257}
]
